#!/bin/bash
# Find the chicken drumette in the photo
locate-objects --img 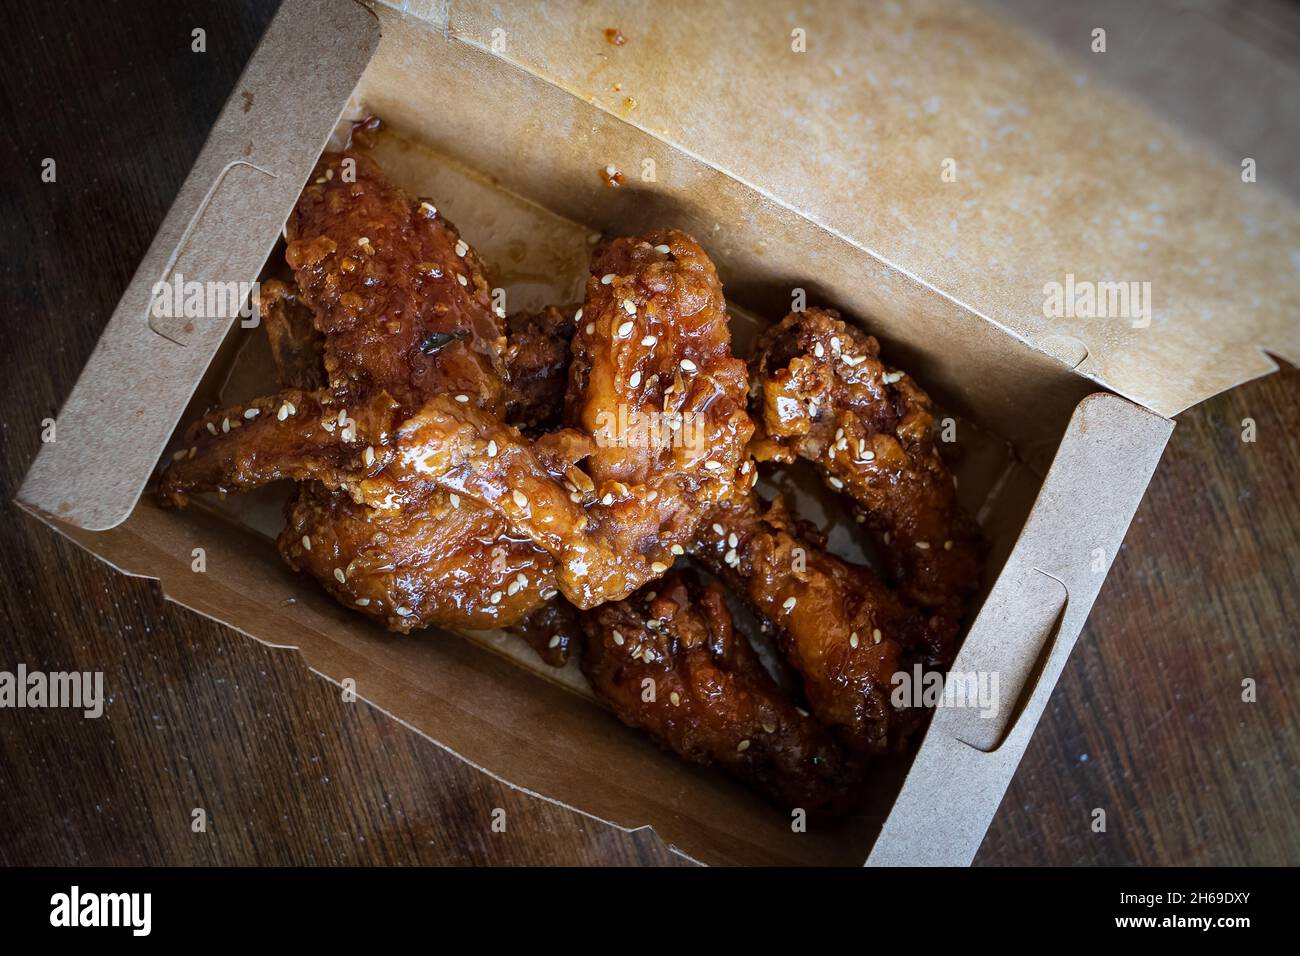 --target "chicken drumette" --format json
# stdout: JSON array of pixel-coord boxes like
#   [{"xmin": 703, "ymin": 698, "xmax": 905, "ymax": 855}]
[
  {"xmin": 580, "ymin": 570, "xmax": 860, "ymax": 816},
  {"xmin": 159, "ymin": 148, "xmax": 571, "ymax": 662},
  {"xmin": 748, "ymin": 308, "xmax": 984, "ymax": 664}
]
